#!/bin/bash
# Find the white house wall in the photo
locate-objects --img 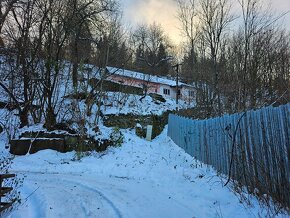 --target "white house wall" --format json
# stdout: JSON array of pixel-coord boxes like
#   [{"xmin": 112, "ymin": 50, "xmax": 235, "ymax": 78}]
[
  {"xmin": 180, "ymin": 86, "xmax": 195, "ymax": 103},
  {"xmin": 159, "ymin": 85, "xmax": 196, "ymax": 103},
  {"xmin": 159, "ymin": 85, "xmax": 176, "ymax": 99},
  {"xmin": 106, "ymin": 67, "xmax": 196, "ymax": 103}
]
